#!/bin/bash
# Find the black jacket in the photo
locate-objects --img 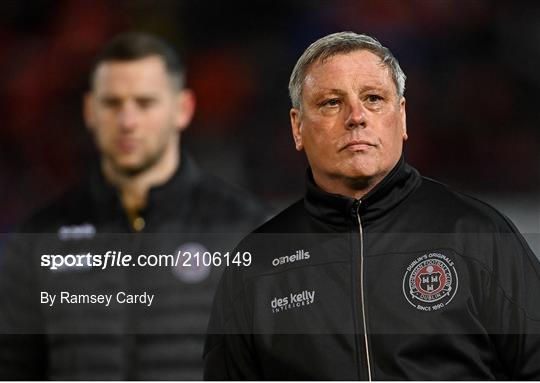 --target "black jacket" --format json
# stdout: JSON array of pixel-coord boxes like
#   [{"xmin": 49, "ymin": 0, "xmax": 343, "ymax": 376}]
[
  {"xmin": 0, "ymin": 154, "xmax": 269, "ymax": 380},
  {"xmin": 204, "ymin": 157, "xmax": 540, "ymax": 380}
]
